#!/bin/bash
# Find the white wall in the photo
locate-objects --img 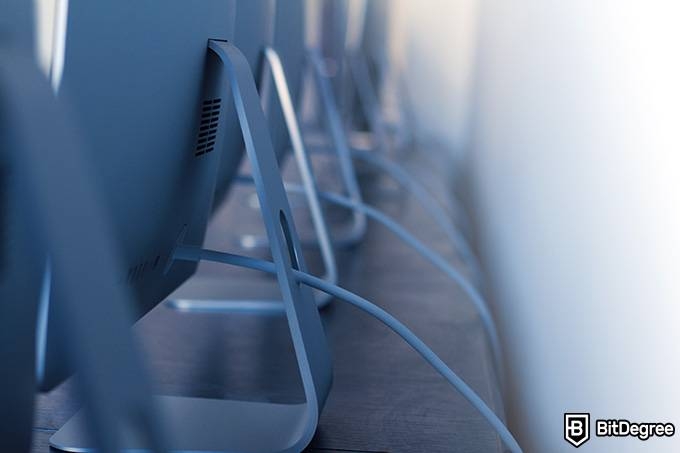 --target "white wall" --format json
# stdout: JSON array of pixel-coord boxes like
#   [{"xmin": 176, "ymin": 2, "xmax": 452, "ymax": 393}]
[{"xmin": 470, "ymin": 1, "xmax": 680, "ymax": 451}]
